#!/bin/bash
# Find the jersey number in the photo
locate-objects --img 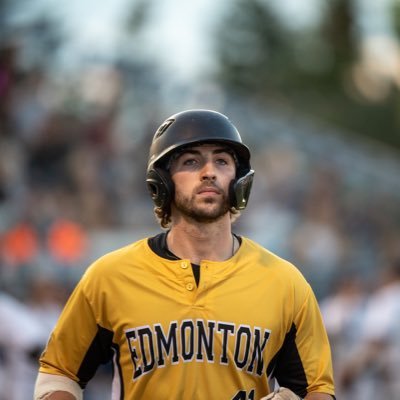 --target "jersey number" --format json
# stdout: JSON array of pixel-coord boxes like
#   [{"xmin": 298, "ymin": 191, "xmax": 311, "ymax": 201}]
[{"xmin": 232, "ymin": 389, "xmax": 255, "ymax": 400}]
